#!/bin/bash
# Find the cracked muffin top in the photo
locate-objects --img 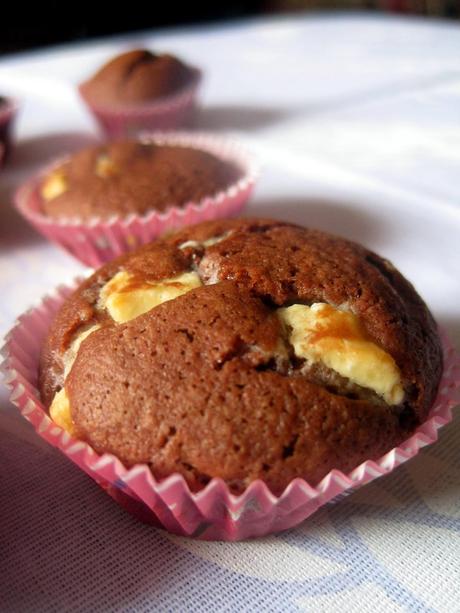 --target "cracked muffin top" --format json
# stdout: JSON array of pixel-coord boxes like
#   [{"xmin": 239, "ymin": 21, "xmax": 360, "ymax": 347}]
[
  {"xmin": 39, "ymin": 218, "xmax": 443, "ymax": 494},
  {"xmin": 38, "ymin": 140, "xmax": 242, "ymax": 221},
  {"xmin": 79, "ymin": 49, "xmax": 196, "ymax": 107}
]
